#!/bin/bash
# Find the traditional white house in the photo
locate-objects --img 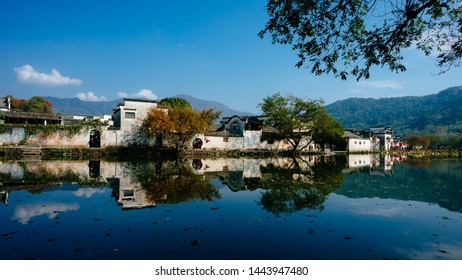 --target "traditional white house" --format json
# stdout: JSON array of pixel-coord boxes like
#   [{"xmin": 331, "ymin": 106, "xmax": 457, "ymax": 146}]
[
  {"xmin": 106, "ymin": 98, "xmax": 168, "ymax": 147},
  {"xmin": 190, "ymin": 115, "xmax": 319, "ymax": 152},
  {"xmin": 0, "ymin": 98, "xmax": 165, "ymax": 148},
  {"xmin": 393, "ymin": 136, "xmax": 408, "ymax": 150},
  {"xmin": 112, "ymin": 98, "xmax": 166, "ymax": 132},
  {"xmin": 0, "ymin": 97, "xmax": 11, "ymax": 111},
  {"xmin": 344, "ymin": 130, "xmax": 372, "ymax": 152},
  {"xmin": 370, "ymin": 126, "xmax": 393, "ymax": 150},
  {"xmin": 344, "ymin": 127, "xmax": 392, "ymax": 152}
]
